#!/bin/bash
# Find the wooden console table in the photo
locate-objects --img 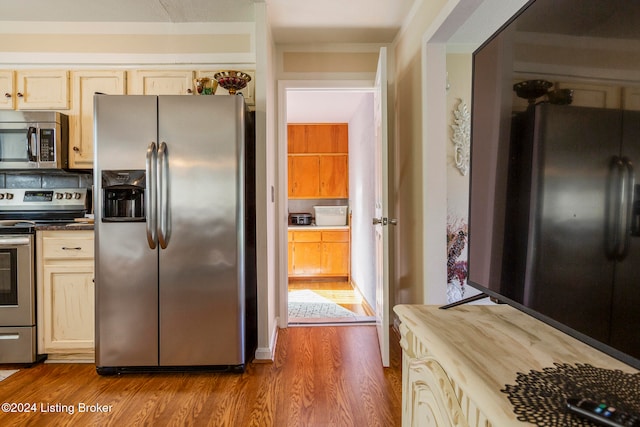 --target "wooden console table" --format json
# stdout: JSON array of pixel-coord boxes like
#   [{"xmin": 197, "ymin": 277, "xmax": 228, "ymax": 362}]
[{"xmin": 393, "ymin": 304, "xmax": 639, "ymax": 427}]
